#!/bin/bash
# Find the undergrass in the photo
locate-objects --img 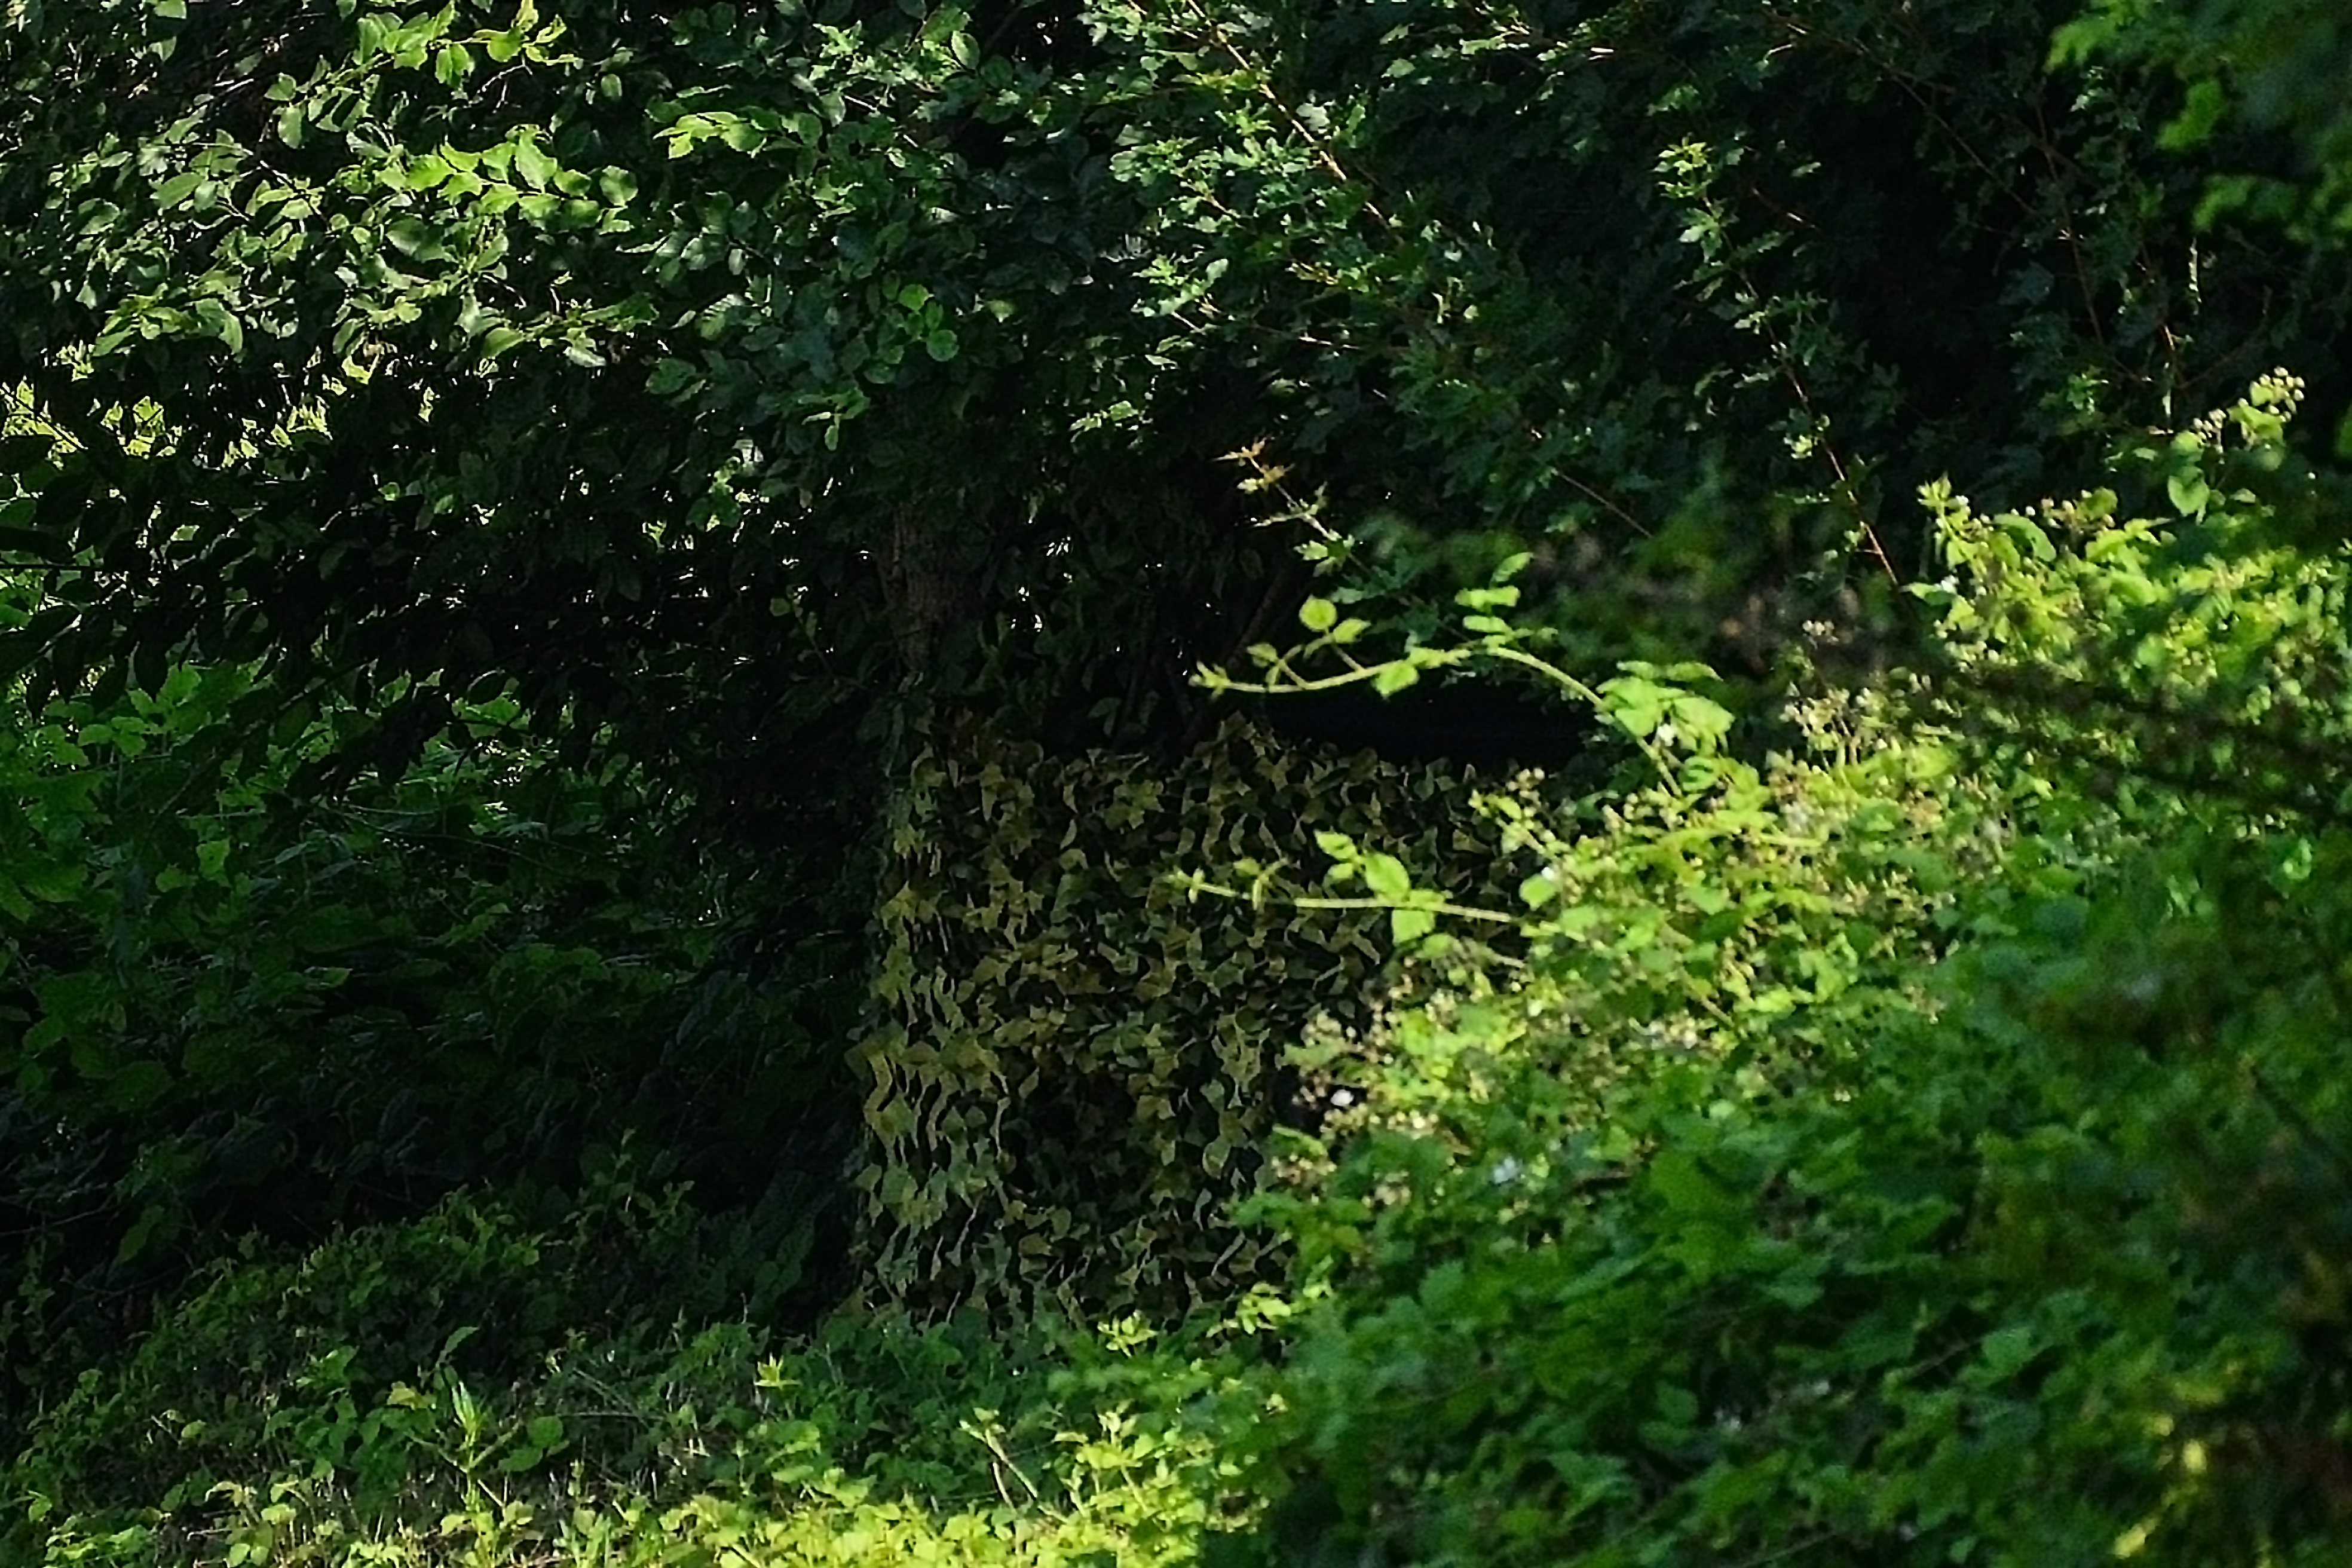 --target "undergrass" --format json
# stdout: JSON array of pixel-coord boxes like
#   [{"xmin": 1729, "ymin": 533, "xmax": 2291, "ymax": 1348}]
[{"xmin": 8, "ymin": 1184, "xmax": 1255, "ymax": 1567}]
